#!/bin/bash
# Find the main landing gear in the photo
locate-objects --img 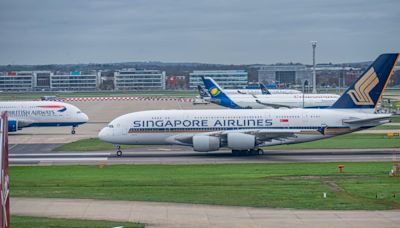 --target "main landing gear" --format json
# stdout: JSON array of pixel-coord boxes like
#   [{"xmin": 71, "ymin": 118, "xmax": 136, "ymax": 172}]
[
  {"xmin": 116, "ymin": 145, "xmax": 122, "ymax": 157},
  {"xmin": 71, "ymin": 126, "xmax": 76, "ymax": 135},
  {"xmin": 232, "ymin": 148, "xmax": 264, "ymax": 156}
]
